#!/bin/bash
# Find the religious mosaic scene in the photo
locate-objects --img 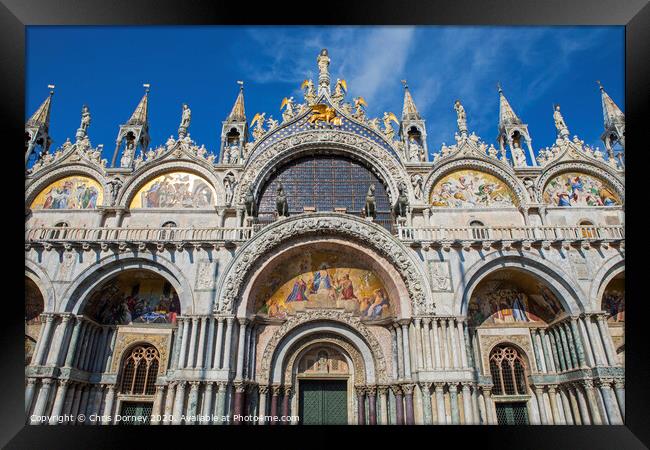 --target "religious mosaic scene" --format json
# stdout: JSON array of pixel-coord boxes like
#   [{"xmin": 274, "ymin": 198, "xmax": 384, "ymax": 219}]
[{"xmin": 24, "ymin": 46, "xmax": 625, "ymax": 426}]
